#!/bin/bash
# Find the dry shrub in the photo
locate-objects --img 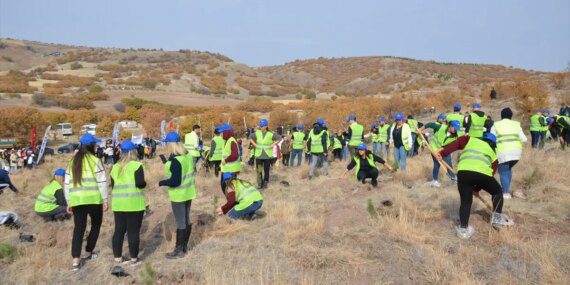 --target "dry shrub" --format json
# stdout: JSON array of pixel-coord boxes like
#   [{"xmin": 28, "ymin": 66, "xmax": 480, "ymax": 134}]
[{"xmin": 0, "ymin": 70, "xmax": 38, "ymax": 93}]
